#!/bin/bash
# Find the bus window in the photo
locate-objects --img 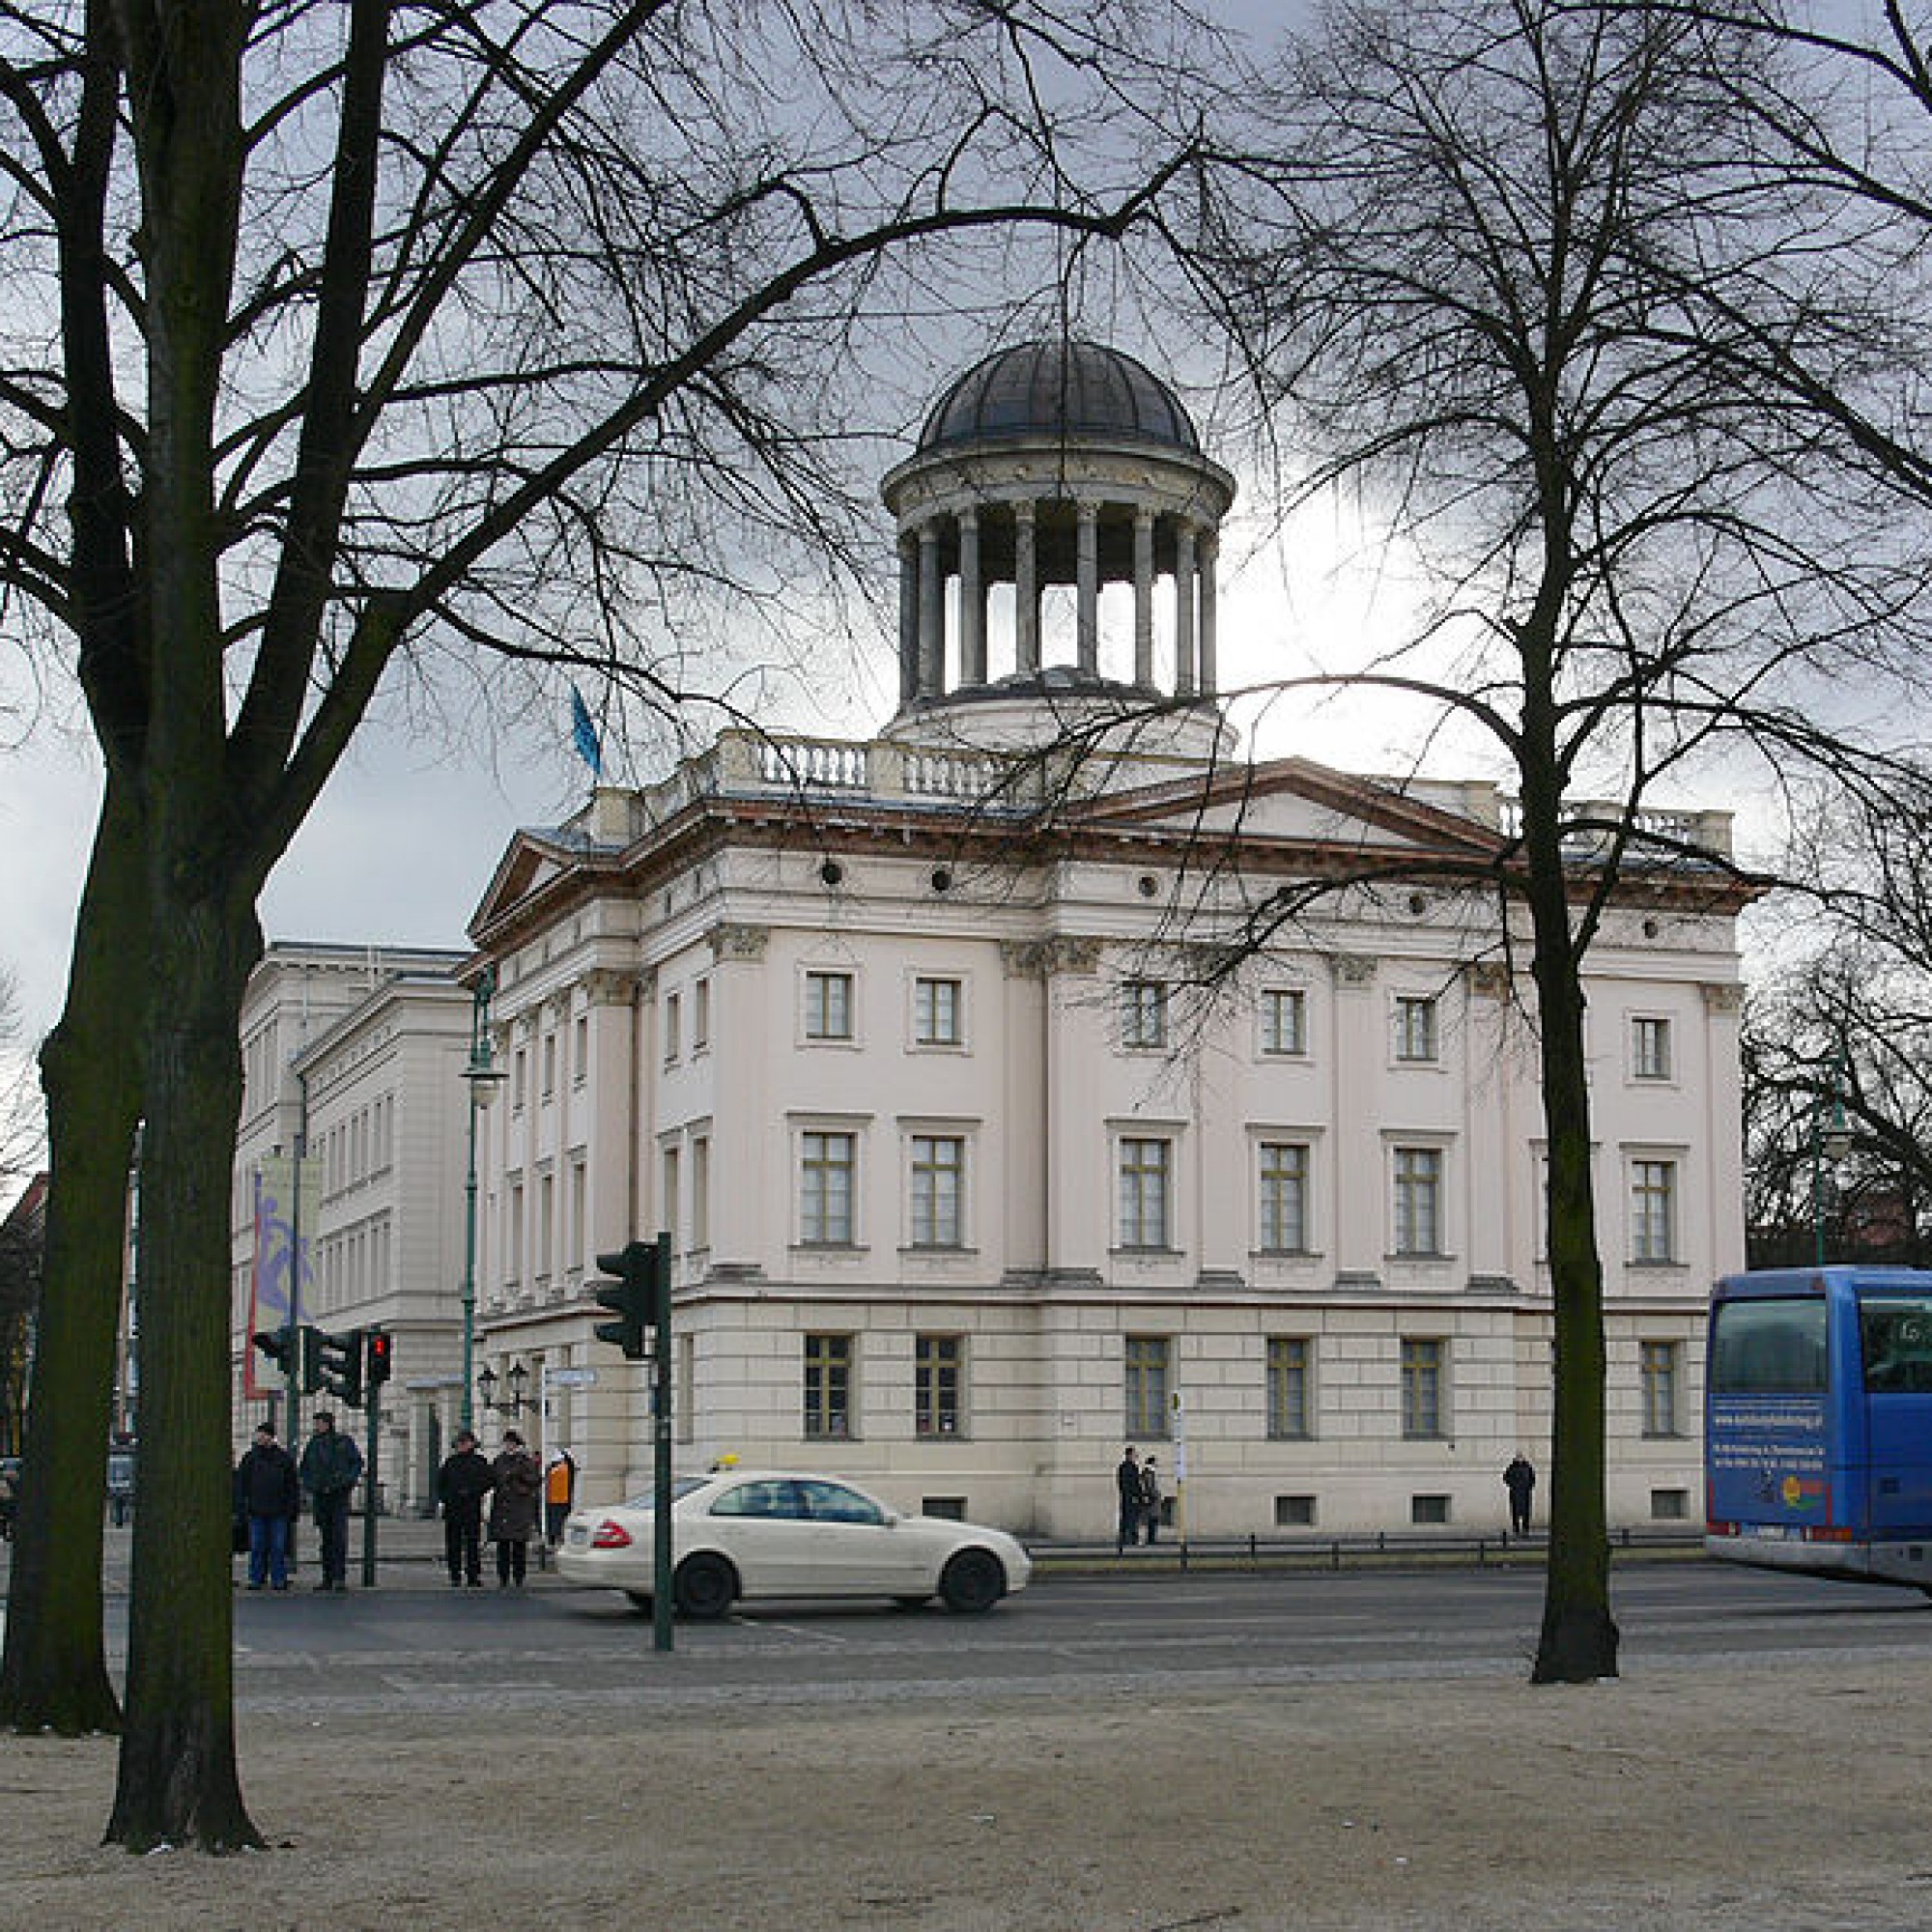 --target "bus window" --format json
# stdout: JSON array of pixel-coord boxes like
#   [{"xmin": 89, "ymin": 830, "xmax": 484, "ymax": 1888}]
[
  {"xmin": 1709, "ymin": 1295, "xmax": 1828, "ymax": 1394},
  {"xmin": 1859, "ymin": 1296, "xmax": 1932, "ymax": 1394}
]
